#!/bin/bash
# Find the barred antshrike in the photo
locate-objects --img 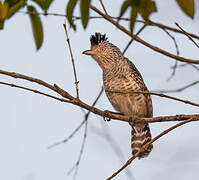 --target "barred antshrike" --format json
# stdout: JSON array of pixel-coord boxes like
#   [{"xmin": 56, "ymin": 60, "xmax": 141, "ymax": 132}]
[{"xmin": 83, "ymin": 33, "xmax": 153, "ymax": 158}]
